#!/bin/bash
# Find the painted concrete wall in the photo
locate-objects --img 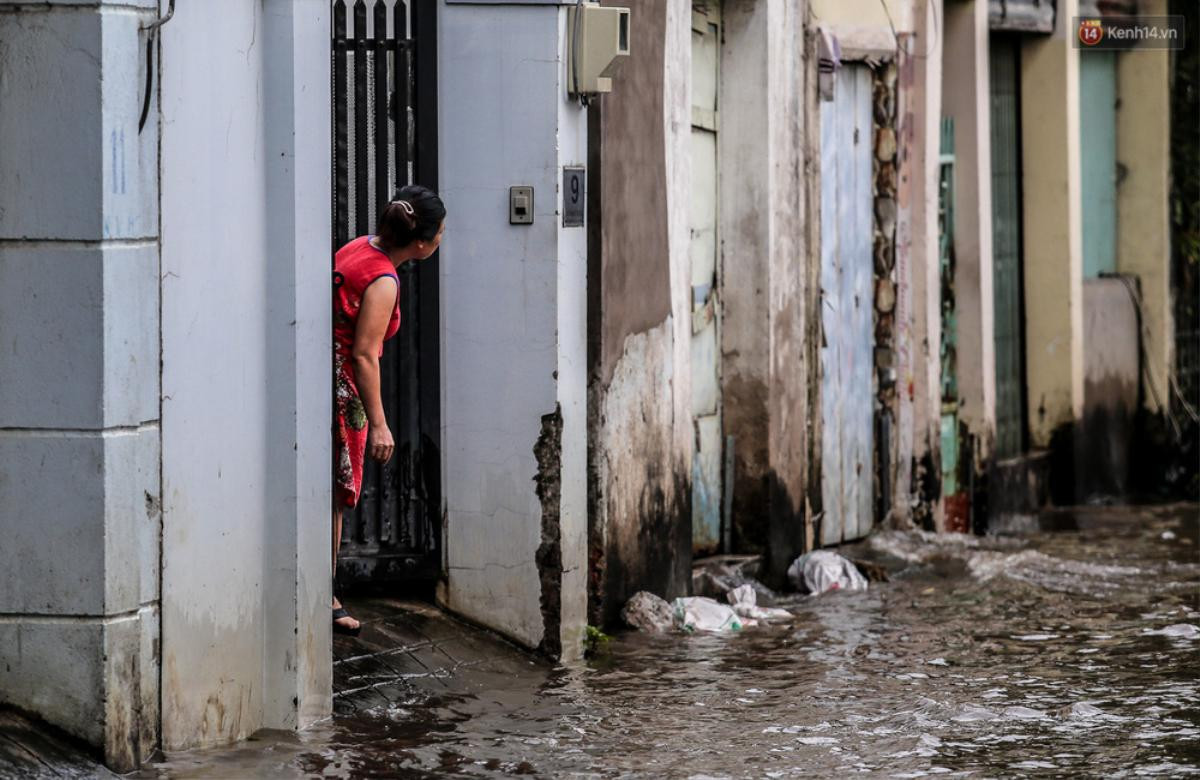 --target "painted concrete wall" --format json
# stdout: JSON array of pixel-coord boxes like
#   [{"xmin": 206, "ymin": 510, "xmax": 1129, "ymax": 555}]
[
  {"xmin": 941, "ymin": 0, "xmax": 996, "ymax": 457},
  {"xmin": 159, "ymin": 0, "xmax": 331, "ymax": 751},
  {"xmin": 1115, "ymin": 0, "xmax": 1172, "ymax": 414},
  {"xmin": 0, "ymin": 1, "xmax": 161, "ymax": 769},
  {"xmin": 589, "ymin": 0, "xmax": 693, "ymax": 627},
  {"xmin": 1019, "ymin": 0, "xmax": 1084, "ymax": 448},
  {"xmin": 438, "ymin": 1, "xmax": 587, "ymax": 660}
]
